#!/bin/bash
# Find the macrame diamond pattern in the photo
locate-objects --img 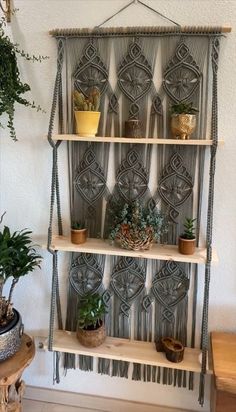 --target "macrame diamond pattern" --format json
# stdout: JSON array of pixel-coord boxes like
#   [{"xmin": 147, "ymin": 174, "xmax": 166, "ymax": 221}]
[
  {"xmin": 69, "ymin": 254, "xmax": 103, "ymax": 296},
  {"xmin": 158, "ymin": 152, "xmax": 193, "ymax": 221},
  {"xmin": 111, "ymin": 257, "xmax": 145, "ymax": 317},
  {"xmin": 116, "ymin": 149, "xmax": 148, "ymax": 203},
  {"xmin": 74, "ymin": 147, "xmax": 107, "ymax": 205},
  {"xmin": 152, "ymin": 260, "xmax": 189, "ymax": 323},
  {"xmin": 118, "ymin": 40, "xmax": 153, "ymax": 118},
  {"xmin": 163, "ymin": 42, "xmax": 201, "ymax": 103},
  {"xmin": 74, "ymin": 42, "xmax": 108, "ymax": 96}
]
